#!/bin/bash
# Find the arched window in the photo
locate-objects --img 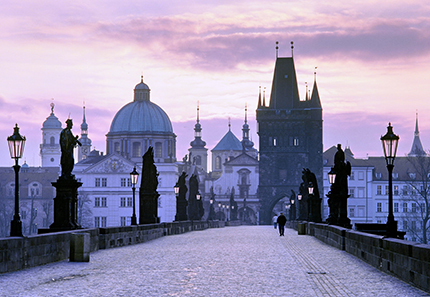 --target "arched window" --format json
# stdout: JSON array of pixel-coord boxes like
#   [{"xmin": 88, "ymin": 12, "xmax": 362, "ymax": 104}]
[
  {"xmin": 132, "ymin": 142, "xmax": 141, "ymax": 158},
  {"xmin": 50, "ymin": 136, "xmax": 55, "ymax": 145},
  {"xmin": 155, "ymin": 142, "xmax": 162, "ymax": 158},
  {"xmin": 28, "ymin": 182, "xmax": 42, "ymax": 197},
  {"xmin": 215, "ymin": 156, "xmax": 222, "ymax": 170}
]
